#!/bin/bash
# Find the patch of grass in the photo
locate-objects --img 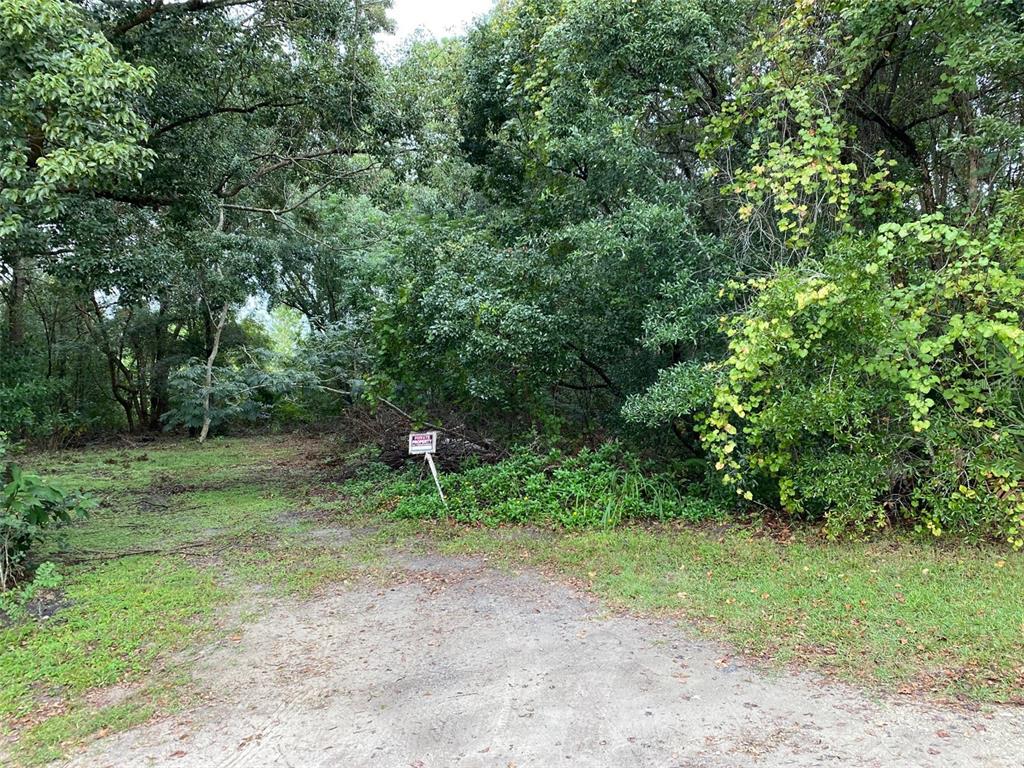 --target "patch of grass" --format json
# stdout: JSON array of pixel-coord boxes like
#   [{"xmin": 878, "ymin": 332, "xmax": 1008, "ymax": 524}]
[
  {"xmin": 6, "ymin": 671, "xmax": 197, "ymax": 767},
  {"xmin": 8, "ymin": 698, "xmax": 155, "ymax": 767},
  {"xmin": 58, "ymin": 486, "xmax": 294, "ymax": 555},
  {"xmin": 229, "ymin": 545, "xmax": 355, "ymax": 597},
  {"xmin": 431, "ymin": 523, "xmax": 1024, "ymax": 702},
  {"xmin": 2, "ymin": 436, "xmax": 320, "ymax": 765},
  {"xmin": 26, "ymin": 436, "xmax": 303, "ymax": 494},
  {"xmin": 0, "ymin": 556, "xmax": 226, "ymax": 721}
]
